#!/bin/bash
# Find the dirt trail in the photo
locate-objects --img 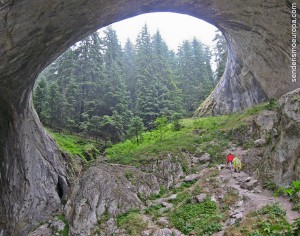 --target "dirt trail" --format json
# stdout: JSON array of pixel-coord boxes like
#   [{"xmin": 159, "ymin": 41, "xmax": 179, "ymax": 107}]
[{"xmin": 219, "ymin": 168, "xmax": 300, "ymax": 223}]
